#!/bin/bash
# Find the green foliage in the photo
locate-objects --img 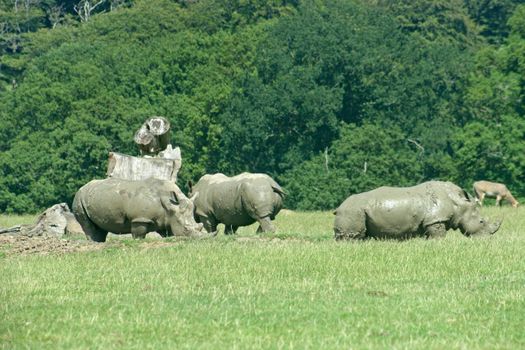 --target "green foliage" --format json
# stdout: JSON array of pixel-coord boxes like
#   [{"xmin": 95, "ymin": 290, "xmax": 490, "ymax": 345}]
[
  {"xmin": 464, "ymin": 0, "xmax": 523, "ymax": 44},
  {"xmin": 454, "ymin": 4, "xmax": 525, "ymax": 195},
  {"xmin": 0, "ymin": 1, "xmax": 134, "ymax": 88},
  {"xmin": 369, "ymin": 0, "xmax": 482, "ymax": 48},
  {"xmin": 0, "ymin": 0, "xmax": 524, "ymax": 213},
  {"xmin": 508, "ymin": 4, "xmax": 525, "ymax": 38},
  {"xmin": 450, "ymin": 116, "xmax": 525, "ymax": 195},
  {"xmin": 179, "ymin": 0, "xmax": 297, "ymax": 32},
  {"xmin": 283, "ymin": 123, "xmax": 424, "ymax": 210},
  {"xmin": 0, "ymin": 1, "xmax": 272, "ymax": 212},
  {"xmin": 217, "ymin": 0, "xmax": 473, "ymax": 180}
]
